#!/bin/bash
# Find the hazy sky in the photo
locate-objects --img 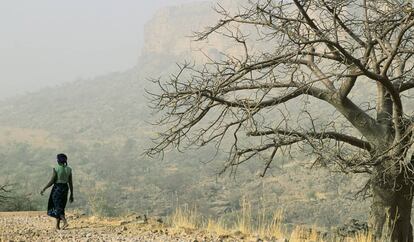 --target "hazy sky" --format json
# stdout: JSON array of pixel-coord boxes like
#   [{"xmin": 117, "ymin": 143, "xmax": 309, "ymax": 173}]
[{"xmin": 0, "ymin": 0, "xmax": 204, "ymax": 99}]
